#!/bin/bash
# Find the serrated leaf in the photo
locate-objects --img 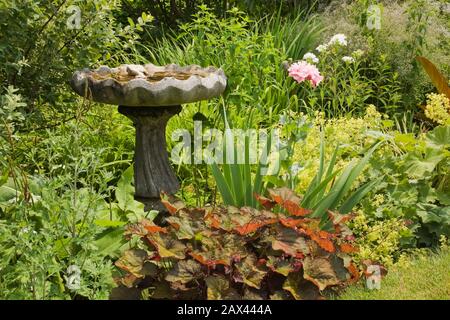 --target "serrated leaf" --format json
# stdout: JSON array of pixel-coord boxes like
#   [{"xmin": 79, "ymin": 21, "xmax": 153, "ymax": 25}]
[
  {"xmin": 147, "ymin": 233, "xmax": 186, "ymax": 259},
  {"xmin": 165, "ymin": 260, "xmax": 202, "ymax": 284},
  {"xmin": 271, "ymin": 226, "xmax": 310, "ymax": 257},
  {"xmin": 115, "ymin": 249, "xmax": 157, "ymax": 279},
  {"xmin": 205, "ymin": 275, "xmax": 240, "ymax": 300},
  {"xmin": 303, "ymin": 255, "xmax": 349, "ymax": 291},
  {"xmin": 282, "ymin": 272, "xmax": 321, "ymax": 300},
  {"xmin": 235, "ymin": 254, "xmax": 267, "ymax": 289}
]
